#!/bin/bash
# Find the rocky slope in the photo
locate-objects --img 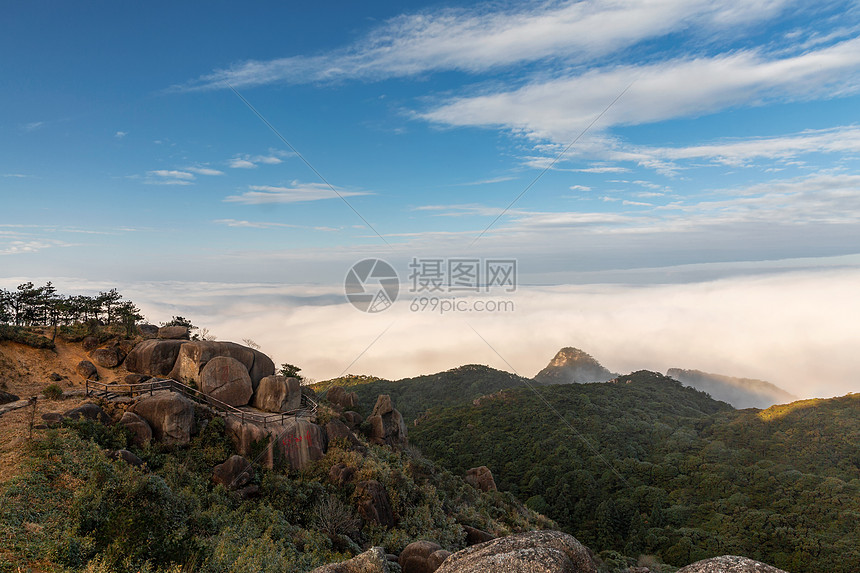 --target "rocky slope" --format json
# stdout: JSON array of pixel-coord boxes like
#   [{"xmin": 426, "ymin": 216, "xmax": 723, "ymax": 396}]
[{"xmin": 533, "ymin": 347, "xmax": 618, "ymax": 384}]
